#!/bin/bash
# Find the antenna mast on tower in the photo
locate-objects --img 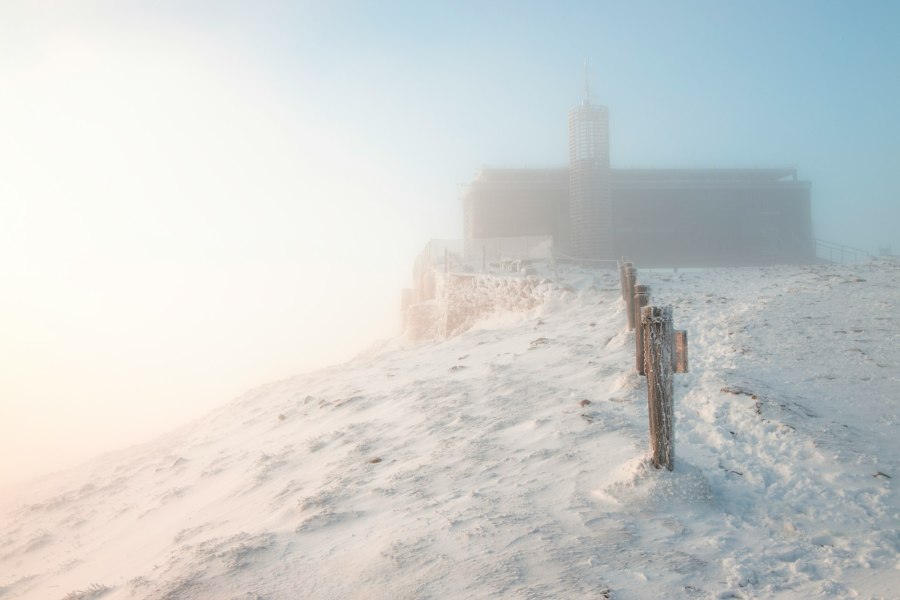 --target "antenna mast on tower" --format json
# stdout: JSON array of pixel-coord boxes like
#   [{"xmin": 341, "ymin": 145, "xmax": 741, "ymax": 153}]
[{"xmin": 583, "ymin": 58, "xmax": 591, "ymax": 105}]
